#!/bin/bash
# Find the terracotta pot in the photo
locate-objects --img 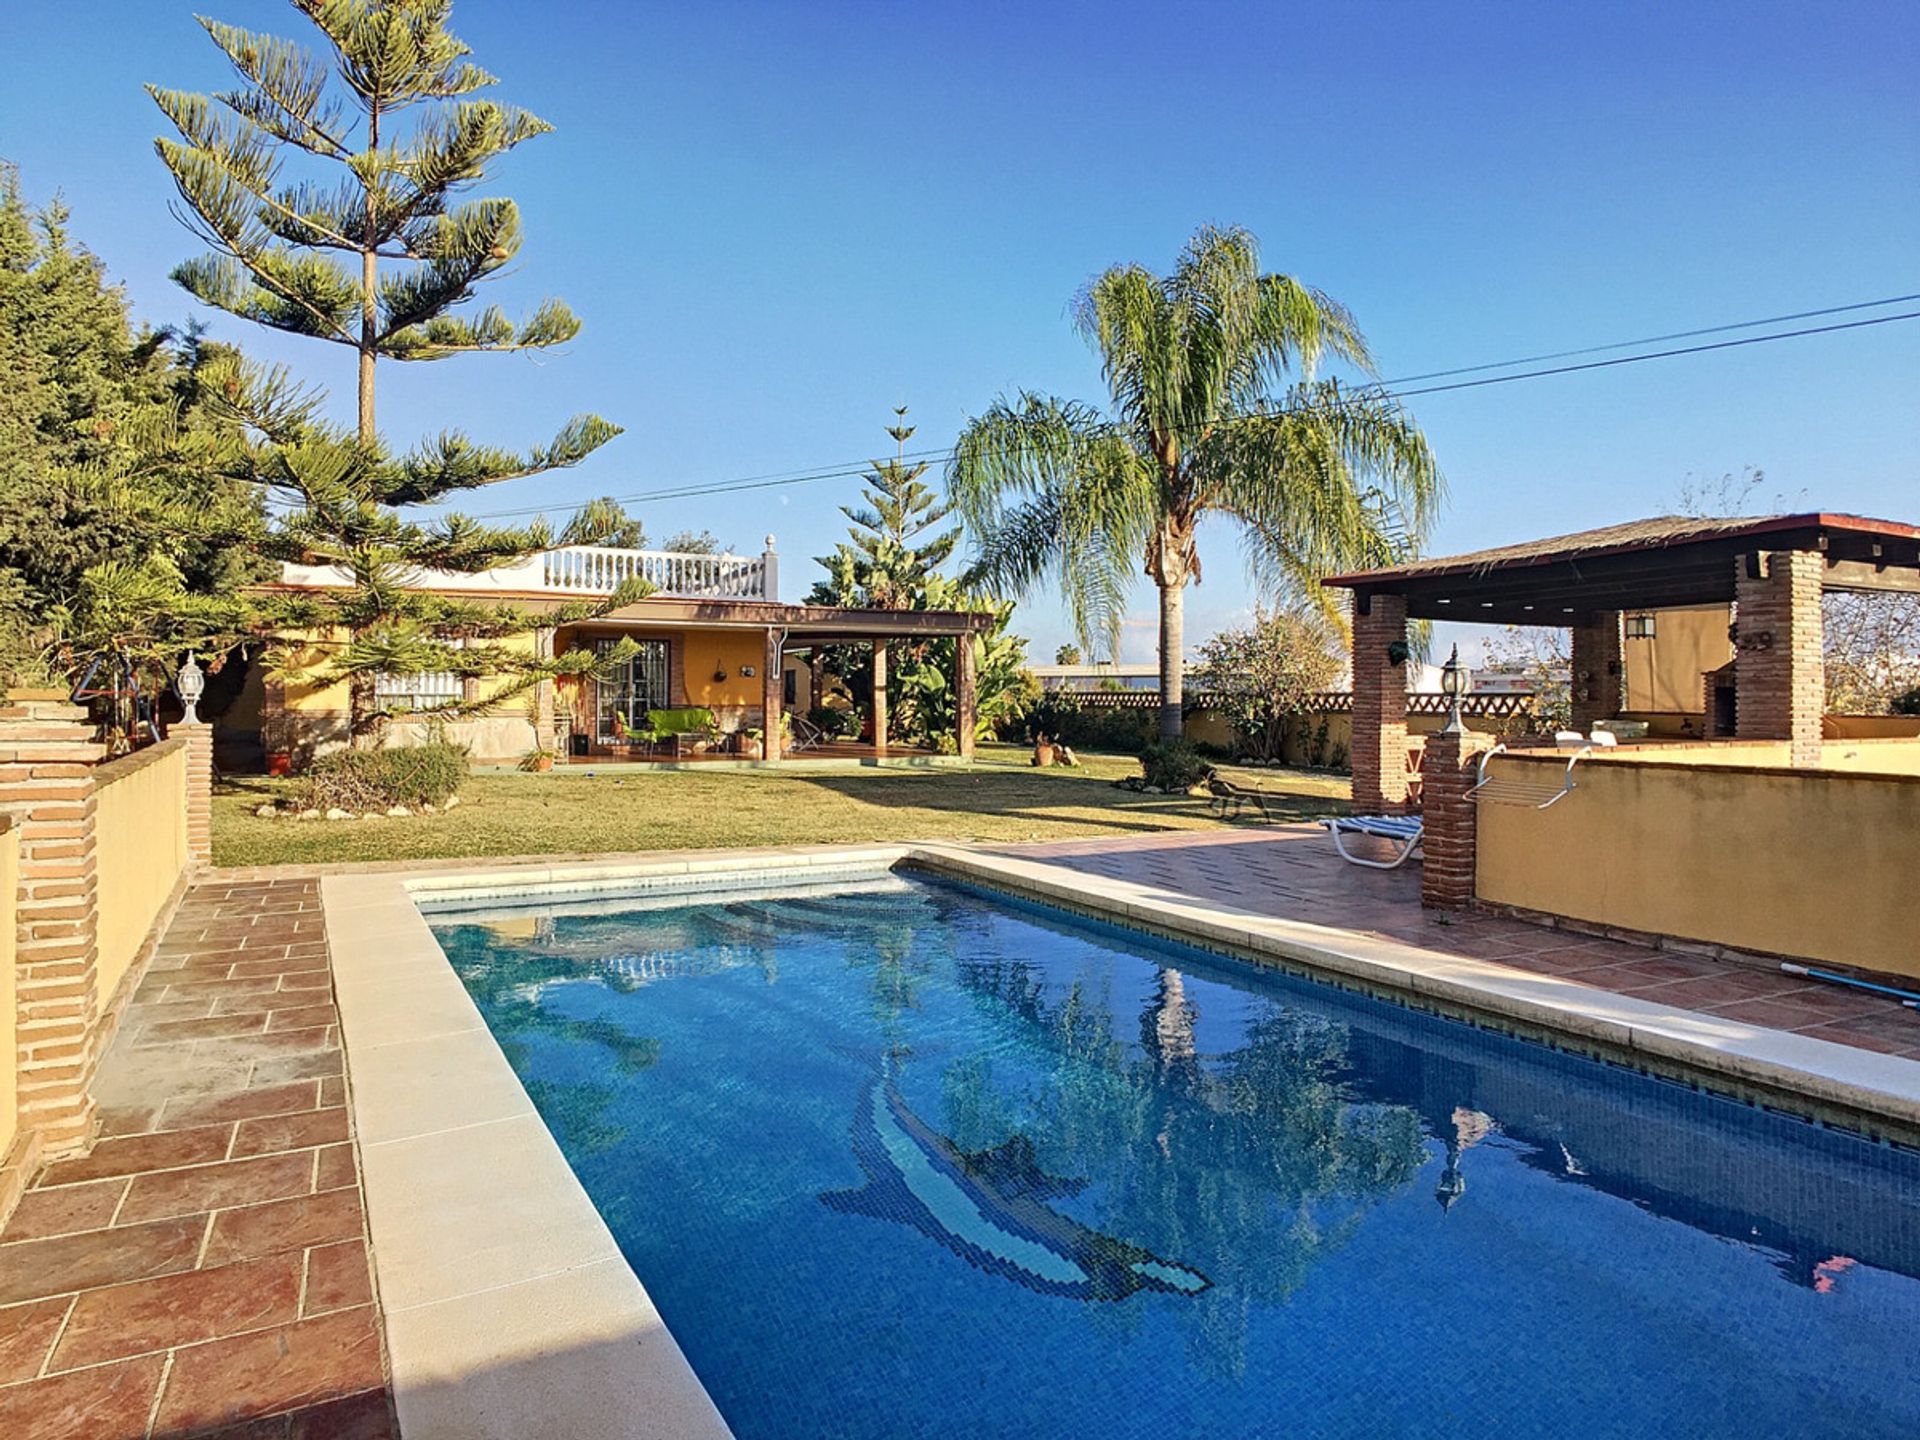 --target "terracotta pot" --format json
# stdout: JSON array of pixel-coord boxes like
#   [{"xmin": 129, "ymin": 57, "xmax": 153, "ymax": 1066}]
[
  {"xmin": 1034, "ymin": 742, "xmax": 1056, "ymax": 768},
  {"xmin": 531, "ymin": 755, "xmax": 554, "ymax": 773}
]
